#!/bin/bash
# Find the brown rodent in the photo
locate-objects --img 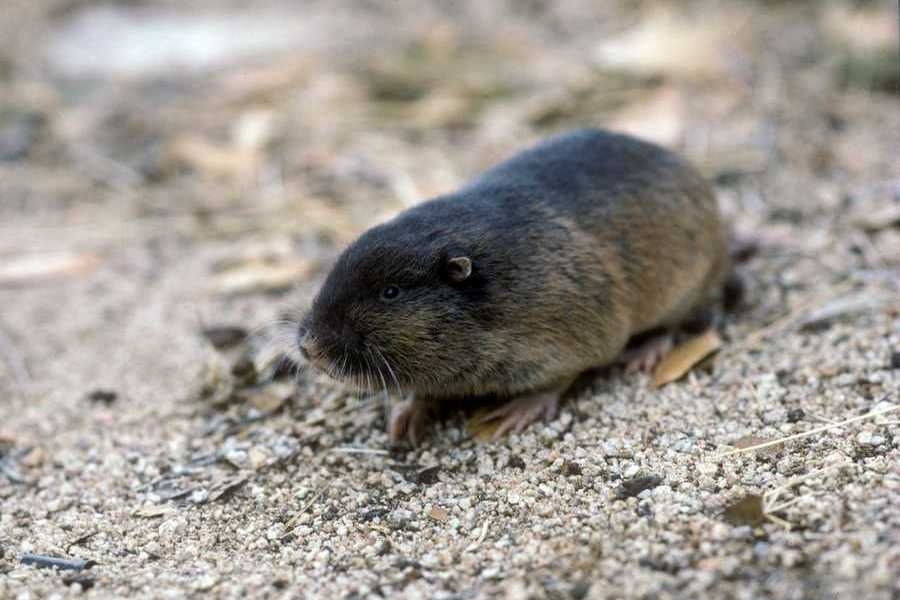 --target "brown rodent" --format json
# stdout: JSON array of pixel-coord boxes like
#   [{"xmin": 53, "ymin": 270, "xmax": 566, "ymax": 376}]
[{"xmin": 299, "ymin": 128, "xmax": 730, "ymax": 444}]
